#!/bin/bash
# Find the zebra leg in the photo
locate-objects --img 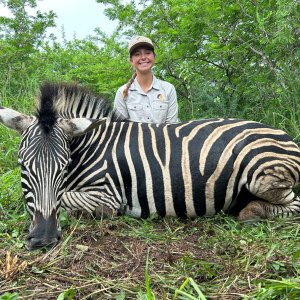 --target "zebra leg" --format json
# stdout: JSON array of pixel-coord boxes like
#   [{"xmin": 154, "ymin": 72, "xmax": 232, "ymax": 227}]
[
  {"xmin": 61, "ymin": 191, "xmax": 119, "ymax": 219},
  {"xmin": 238, "ymin": 197, "xmax": 300, "ymax": 221},
  {"xmin": 238, "ymin": 167, "xmax": 300, "ymax": 221},
  {"xmin": 68, "ymin": 205, "xmax": 116, "ymax": 220}
]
